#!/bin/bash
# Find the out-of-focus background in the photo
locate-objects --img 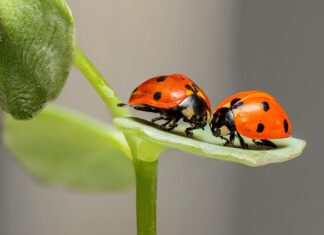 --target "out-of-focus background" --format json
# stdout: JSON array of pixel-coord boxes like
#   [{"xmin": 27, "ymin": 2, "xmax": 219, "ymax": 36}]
[{"xmin": 0, "ymin": 0, "xmax": 323, "ymax": 234}]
